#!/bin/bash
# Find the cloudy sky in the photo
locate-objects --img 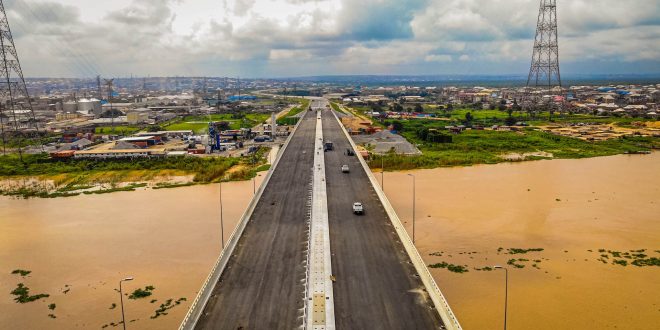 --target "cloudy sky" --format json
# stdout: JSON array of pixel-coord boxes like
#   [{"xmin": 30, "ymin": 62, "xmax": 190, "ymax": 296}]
[{"xmin": 5, "ymin": 0, "xmax": 660, "ymax": 78}]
